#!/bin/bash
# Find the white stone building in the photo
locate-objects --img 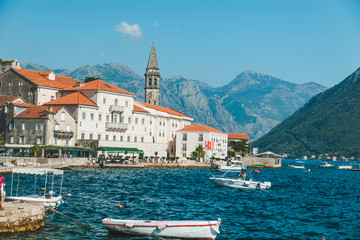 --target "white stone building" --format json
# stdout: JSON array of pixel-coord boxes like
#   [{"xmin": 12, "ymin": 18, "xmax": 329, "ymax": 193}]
[{"xmin": 176, "ymin": 124, "xmax": 228, "ymax": 161}]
